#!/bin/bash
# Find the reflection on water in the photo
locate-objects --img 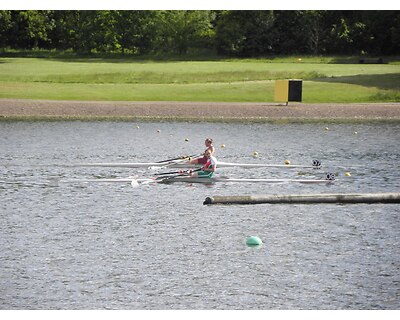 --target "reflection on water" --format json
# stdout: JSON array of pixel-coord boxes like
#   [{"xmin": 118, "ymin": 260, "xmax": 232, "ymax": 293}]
[{"xmin": 0, "ymin": 121, "xmax": 399, "ymax": 309}]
